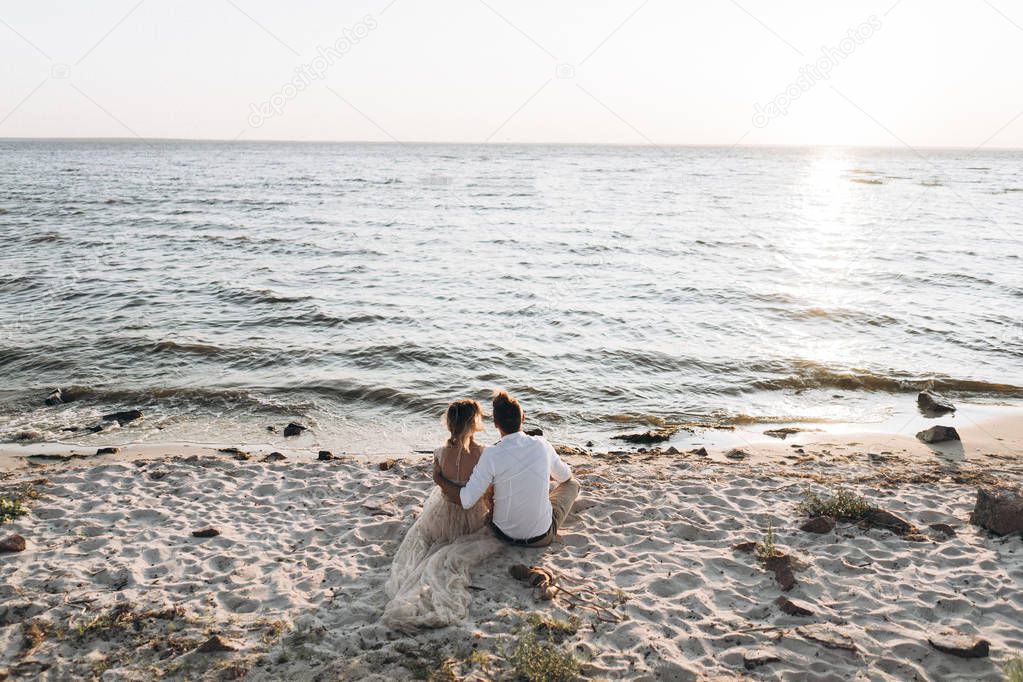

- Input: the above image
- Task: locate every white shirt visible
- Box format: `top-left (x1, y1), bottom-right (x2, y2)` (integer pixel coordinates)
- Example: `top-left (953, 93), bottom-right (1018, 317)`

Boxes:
top-left (459, 431), bottom-right (572, 540)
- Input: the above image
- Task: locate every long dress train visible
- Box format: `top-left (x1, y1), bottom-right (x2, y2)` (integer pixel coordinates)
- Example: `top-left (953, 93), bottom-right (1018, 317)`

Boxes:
top-left (382, 473), bottom-right (500, 630)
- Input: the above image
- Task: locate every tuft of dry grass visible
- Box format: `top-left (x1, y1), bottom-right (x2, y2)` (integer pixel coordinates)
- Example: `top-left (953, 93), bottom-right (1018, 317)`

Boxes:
top-left (1005, 656), bottom-right (1023, 682)
top-left (1, 480), bottom-right (46, 523)
top-left (525, 612), bottom-right (581, 640)
top-left (755, 522), bottom-right (782, 559)
top-left (254, 618), bottom-right (288, 646)
top-left (71, 603), bottom-right (138, 640)
top-left (21, 621), bottom-right (48, 656)
top-left (506, 629), bottom-right (581, 682)
top-left (797, 489), bottom-right (873, 520)
top-left (0, 496), bottom-right (27, 523)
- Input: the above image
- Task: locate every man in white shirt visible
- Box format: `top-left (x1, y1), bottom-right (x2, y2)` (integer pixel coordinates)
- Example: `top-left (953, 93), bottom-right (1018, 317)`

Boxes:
top-left (433, 391), bottom-right (580, 547)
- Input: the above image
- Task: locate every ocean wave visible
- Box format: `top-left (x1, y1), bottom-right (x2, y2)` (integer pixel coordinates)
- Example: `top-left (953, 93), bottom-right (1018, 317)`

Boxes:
top-left (15, 383), bottom-right (312, 415)
top-left (28, 232), bottom-right (64, 243)
top-left (231, 310), bottom-right (396, 330)
top-left (344, 342), bottom-right (463, 369)
top-left (722, 413), bottom-right (850, 425)
top-left (925, 272), bottom-right (997, 287)
top-left (290, 381), bottom-right (440, 414)
top-left (751, 362), bottom-right (1022, 396)
top-left (152, 340), bottom-right (225, 356)
top-left (0, 347), bottom-right (77, 374)
top-left (0, 274), bottom-right (38, 292)
top-left (781, 307), bottom-right (899, 326)
top-left (214, 286), bottom-right (315, 306)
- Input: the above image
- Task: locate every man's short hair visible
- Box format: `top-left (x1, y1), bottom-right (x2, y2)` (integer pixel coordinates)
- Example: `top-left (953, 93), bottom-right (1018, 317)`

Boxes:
top-left (492, 391), bottom-right (523, 433)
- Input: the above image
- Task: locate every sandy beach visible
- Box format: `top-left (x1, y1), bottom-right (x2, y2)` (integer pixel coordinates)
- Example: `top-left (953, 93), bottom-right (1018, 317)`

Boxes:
top-left (4, 3), bottom-right (1023, 679)
top-left (1, 414), bottom-right (1021, 681)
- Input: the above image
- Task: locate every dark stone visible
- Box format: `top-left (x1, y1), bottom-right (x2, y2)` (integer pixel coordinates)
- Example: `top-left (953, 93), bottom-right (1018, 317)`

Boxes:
top-left (611, 428), bottom-right (675, 444)
top-left (317, 450), bottom-right (335, 461)
top-left (85, 424), bottom-right (104, 433)
top-left (379, 459), bottom-right (397, 471)
top-left (261, 452), bottom-right (286, 463)
top-left (524, 427), bottom-right (543, 437)
top-left (192, 527), bottom-right (221, 538)
top-left (101, 409), bottom-right (143, 426)
top-left (666, 446), bottom-right (679, 455)
top-left (96, 447), bottom-right (119, 455)
top-left (732, 541), bottom-right (758, 553)
top-left (282, 422), bottom-right (307, 437)
top-left (918, 390), bottom-right (956, 415)
top-left (929, 523), bottom-right (957, 537)
top-left (916, 425), bottom-right (960, 444)
top-left (196, 635), bottom-right (238, 653)
top-left (970, 486), bottom-right (1023, 536)
top-left (690, 447), bottom-right (709, 457)
top-left (266, 425), bottom-right (276, 432)
top-left (725, 448), bottom-right (750, 461)
top-left (218, 447), bottom-right (251, 460)
top-left (776, 596), bottom-right (814, 616)
top-left (586, 440), bottom-right (594, 448)
top-left (764, 554), bottom-right (796, 591)
top-left (864, 508), bottom-right (916, 536)
top-left (928, 633), bottom-right (990, 658)
top-left (800, 516), bottom-right (836, 534)
top-left (764, 427), bottom-right (803, 439)
top-left (0, 534), bottom-right (26, 553)
top-left (44, 389), bottom-right (63, 406)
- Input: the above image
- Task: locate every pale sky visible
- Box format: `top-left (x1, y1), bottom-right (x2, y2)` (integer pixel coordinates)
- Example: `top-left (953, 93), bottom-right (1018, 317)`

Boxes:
top-left (1, 0), bottom-right (1021, 148)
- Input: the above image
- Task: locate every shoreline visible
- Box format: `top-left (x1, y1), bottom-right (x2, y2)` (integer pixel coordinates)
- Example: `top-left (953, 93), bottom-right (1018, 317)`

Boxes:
top-left (1, 427), bottom-right (1021, 679)
top-left (3, 402), bottom-right (1021, 474)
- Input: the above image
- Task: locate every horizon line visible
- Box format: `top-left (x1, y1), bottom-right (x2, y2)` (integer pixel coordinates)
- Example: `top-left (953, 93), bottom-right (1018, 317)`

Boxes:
top-left (0, 136), bottom-right (1020, 152)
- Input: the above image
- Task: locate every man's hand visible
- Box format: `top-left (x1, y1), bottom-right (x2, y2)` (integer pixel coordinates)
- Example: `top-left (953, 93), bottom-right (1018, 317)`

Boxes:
top-left (433, 460), bottom-right (464, 506)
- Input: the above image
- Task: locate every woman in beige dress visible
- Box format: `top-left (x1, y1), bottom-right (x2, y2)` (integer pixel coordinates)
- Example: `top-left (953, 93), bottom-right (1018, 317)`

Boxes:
top-left (382, 400), bottom-right (498, 630)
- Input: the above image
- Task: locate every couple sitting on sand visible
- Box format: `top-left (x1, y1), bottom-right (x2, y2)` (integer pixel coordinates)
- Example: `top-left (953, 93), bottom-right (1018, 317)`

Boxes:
top-left (382, 391), bottom-right (580, 630)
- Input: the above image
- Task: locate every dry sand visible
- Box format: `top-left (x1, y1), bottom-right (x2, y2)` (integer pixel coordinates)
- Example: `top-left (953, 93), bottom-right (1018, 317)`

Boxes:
top-left (1, 416), bottom-right (1022, 680)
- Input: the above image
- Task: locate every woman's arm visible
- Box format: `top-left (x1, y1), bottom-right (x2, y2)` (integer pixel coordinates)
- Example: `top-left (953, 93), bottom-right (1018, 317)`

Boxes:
top-left (433, 459), bottom-right (465, 505)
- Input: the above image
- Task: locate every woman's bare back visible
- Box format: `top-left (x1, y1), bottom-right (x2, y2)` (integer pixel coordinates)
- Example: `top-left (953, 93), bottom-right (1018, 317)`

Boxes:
top-left (437, 441), bottom-right (484, 484)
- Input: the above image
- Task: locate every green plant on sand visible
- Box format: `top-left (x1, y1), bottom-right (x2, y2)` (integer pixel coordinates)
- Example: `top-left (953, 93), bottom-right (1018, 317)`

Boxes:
top-left (797, 488), bottom-right (873, 520)
top-left (525, 612), bottom-right (581, 640)
top-left (506, 629), bottom-right (581, 682)
top-left (0, 496), bottom-right (27, 523)
top-left (755, 522), bottom-right (781, 559)
top-left (1005, 655), bottom-right (1023, 682)
top-left (1, 481), bottom-right (44, 523)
